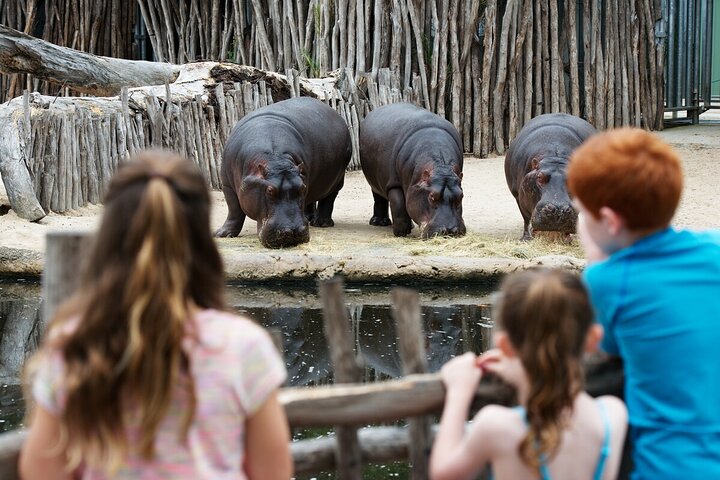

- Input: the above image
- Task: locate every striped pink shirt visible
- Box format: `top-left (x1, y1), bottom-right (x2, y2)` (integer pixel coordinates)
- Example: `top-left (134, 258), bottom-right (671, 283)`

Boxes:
top-left (31, 309), bottom-right (287, 479)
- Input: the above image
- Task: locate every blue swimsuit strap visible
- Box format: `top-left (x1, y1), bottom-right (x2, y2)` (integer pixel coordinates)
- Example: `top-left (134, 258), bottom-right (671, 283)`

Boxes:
top-left (593, 399), bottom-right (612, 480)
top-left (512, 403), bottom-right (612, 480)
top-left (512, 407), bottom-right (552, 480)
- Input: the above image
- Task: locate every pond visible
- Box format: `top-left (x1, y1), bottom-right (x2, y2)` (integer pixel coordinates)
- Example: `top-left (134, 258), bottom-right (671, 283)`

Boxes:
top-left (0, 277), bottom-right (498, 478)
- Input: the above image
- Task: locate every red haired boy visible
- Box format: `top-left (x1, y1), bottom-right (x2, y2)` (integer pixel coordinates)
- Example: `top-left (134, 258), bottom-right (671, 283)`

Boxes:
top-left (568, 128), bottom-right (720, 480)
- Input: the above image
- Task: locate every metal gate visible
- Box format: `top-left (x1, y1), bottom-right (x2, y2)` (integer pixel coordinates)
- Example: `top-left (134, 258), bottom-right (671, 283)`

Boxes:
top-left (663, 0), bottom-right (717, 124)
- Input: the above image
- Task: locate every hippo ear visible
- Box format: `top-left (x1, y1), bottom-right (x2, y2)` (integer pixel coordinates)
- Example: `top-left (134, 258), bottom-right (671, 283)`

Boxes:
top-left (420, 168), bottom-right (432, 186)
top-left (254, 163), bottom-right (268, 179)
top-left (530, 157), bottom-right (540, 171)
top-left (296, 162), bottom-right (306, 177)
top-left (452, 164), bottom-right (463, 182)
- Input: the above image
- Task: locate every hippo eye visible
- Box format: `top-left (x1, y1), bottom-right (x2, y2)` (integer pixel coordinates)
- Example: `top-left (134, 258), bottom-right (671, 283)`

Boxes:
top-left (429, 192), bottom-right (440, 204)
top-left (537, 172), bottom-right (549, 185)
top-left (266, 185), bottom-right (277, 197)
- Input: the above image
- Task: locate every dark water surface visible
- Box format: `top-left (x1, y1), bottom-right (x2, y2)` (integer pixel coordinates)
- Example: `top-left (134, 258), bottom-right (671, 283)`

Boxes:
top-left (0, 277), bottom-right (498, 477)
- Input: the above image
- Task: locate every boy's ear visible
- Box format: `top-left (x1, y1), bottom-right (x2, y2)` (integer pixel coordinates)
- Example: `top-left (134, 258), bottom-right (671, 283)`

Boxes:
top-left (496, 332), bottom-right (516, 358)
top-left (584, 324), bottom-right (604, 353)
top-left (599, 207), bottom-right (626, 236)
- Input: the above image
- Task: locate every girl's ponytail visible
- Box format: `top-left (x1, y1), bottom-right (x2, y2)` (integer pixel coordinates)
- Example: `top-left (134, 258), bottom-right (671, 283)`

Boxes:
top-left (120, 173), bottom-right (196, 460)
top-left (497, 269), bottom-right (593, 473)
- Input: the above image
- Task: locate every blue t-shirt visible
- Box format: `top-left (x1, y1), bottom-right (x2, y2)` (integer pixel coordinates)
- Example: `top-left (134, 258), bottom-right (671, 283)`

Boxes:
top-left (583, 227), bottom-right (720, 480)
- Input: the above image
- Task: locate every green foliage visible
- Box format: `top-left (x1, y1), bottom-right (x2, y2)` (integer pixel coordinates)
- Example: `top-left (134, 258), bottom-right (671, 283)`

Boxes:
top-left (302, 48), bottom-right (321, 77)
top-left (227, 38), bottom-right (238, 62)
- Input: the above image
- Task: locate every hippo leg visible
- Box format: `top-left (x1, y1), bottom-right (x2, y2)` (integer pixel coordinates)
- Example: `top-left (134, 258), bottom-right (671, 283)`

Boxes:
top-left (215, 185), bottom-right (247, 237)
top-left (514, 198), bottom-right (533, 241)
top-left (369, 192), bottom-right (392, 226)
top-left (304, 202), bottom-right (317, 223)
top-left (388, 188), bottom-right (412, 236)
top-left (521, 219), bottom-right (534, 242)
top-left (311, 191), bottom-right (338, 227)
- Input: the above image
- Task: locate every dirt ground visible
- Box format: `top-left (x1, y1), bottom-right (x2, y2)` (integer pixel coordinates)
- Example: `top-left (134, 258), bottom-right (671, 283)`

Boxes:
top-left (1, 124), bottom-right (719, 276)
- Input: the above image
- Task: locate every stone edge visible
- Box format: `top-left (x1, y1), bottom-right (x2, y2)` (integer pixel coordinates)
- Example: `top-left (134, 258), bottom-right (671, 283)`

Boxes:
top-left (0, 246), bottom-right (586, 282)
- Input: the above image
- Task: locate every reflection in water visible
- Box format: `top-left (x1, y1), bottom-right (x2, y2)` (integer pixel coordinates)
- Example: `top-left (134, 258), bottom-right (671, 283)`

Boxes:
top-left (0, 279), bottom-right (496, 433)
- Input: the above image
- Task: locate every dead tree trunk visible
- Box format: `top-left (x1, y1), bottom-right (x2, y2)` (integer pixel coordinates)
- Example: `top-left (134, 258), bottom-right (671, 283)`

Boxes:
top-left (0, 25), bottom-right (179, 97)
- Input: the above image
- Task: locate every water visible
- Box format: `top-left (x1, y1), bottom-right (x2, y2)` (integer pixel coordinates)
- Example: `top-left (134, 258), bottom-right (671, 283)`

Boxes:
top-left (0, 277), bottom-right (498, 477)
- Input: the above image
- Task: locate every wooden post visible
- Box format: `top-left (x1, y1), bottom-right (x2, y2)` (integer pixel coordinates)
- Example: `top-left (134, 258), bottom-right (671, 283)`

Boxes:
top-left (319, 276), bottom-right (363, 480)
top-left (0, 430), bottom-right (25, 480)
top-left (391, 287), bottom-right (430, 480)
top-left (42, 231), bottom-right (90, 325)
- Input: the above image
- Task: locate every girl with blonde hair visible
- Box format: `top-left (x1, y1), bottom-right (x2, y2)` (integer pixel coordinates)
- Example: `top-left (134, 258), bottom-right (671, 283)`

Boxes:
top-left (20, 151), bottom-right (292, 479)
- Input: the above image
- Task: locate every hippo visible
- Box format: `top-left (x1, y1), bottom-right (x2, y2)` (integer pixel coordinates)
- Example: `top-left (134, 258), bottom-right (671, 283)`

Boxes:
top-left (215, 97), bottom-right (351, 248)
top-left (504, 113), bottom-right (596, 241)
top-left (359, 103), bottom-right (466, 238)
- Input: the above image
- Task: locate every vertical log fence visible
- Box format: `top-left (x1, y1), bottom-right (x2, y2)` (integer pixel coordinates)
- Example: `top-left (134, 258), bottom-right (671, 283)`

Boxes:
top-left (0, 0), bottom-right (668, 150)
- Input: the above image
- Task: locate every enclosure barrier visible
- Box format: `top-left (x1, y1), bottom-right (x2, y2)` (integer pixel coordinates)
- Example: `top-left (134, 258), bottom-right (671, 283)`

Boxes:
top-left (0, 0), bottom-right (666, 142)
top-left (0, 232), bottom-right (624, 479)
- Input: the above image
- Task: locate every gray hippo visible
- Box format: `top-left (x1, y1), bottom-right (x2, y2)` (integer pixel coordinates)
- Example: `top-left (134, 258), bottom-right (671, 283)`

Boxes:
top-left (504, 113), bottom-right (596, 241)
top-left (359, 103), bottom-right (466, 238)
top-left (215, 97), bottom-right (351, 248)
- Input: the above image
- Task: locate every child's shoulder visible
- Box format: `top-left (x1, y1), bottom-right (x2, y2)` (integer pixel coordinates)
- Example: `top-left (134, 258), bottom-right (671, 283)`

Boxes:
top-left (469, 404), bottom-right (527, 452)
top-left (594, 395), bottom-right (628, 423)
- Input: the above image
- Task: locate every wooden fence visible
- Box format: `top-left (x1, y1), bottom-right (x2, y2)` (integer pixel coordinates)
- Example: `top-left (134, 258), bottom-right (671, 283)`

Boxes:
top-left (0, 0), bottom-right (665, 154)
top-left (114, 0), bottom-right (669, 140)
top-left (0, 0), bottom-right (138, 102)
top-left (0, 232), bottom-right (626, 479)
top-left (1, 62), bottom-right (427, 218)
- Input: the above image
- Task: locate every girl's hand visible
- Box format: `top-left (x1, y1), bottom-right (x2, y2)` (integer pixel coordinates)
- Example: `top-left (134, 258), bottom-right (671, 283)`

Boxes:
top-left (476, 348), bottom-right (526, 388)
top-left (440, 352), bottom-right (483, 399)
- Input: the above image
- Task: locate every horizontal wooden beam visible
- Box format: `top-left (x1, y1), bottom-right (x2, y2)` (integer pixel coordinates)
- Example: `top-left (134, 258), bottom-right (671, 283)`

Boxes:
top-left (281, 355), bottom-right (623, 427)
top-left (292, 425), bottom-right (418, 475)
top-left (281, 373), bottom-right (516, 427)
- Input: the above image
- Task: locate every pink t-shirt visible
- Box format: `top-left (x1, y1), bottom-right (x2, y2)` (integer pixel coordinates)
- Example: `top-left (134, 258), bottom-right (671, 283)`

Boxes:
top-left (31, 309), bottom-right (287, 479)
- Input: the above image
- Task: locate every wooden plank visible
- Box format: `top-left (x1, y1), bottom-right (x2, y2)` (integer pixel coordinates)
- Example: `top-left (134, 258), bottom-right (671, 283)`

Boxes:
top-left (480, 0), bottom-right (496, 156)
top-left (392, 288), bottom-right (430, 479)
top-left (42, 231), bottom-right (90, 324)
top-left (293, 425), bottom-right (418, 475)
top-left (0, 430), bottom-right (25, 480)
top-left (319, 276), bottom-right (363, 479)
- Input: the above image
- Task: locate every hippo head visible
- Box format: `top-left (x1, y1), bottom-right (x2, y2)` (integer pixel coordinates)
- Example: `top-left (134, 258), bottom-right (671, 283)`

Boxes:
top-left (407, 163), bottom-right (466, 238)
top-left (239, 155), bottom-right (310, 248)
top-left (522, 156), bottom-right (577, 236)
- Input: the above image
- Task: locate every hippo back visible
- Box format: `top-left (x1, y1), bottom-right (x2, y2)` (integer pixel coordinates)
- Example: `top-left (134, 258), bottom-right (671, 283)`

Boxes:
top-left (224, 97), bottom-right (351, 202)
top-left (360, 103), bottom-right (462, 194)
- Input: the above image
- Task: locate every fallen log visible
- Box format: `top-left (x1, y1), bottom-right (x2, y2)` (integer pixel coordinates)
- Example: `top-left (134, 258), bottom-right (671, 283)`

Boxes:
top-left (0, 24), bottom-right (180, 97)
